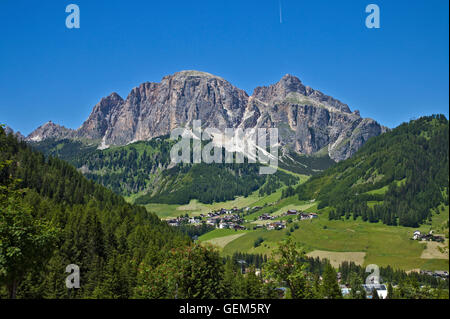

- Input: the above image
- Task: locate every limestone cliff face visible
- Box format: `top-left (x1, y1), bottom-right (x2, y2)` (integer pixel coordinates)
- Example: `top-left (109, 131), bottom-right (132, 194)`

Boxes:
top-left (75, 92), bottom-right (124, 140)
top-left (240, 74), bottom-right (387, 161)
top-left (73, 71), bottom-right (249, 147)
top-left (26, 71), bottom-right (386, 161)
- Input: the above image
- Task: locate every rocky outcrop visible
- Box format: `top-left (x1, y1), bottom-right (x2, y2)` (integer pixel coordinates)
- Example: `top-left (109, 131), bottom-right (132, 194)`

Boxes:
top-left (3, 126), bottom-right (25, 141)
top-left (73, 71), bottom-right (249, 147)
top-left (26, 71), bottom-right (386, 161)
top-left (75, 92), bottom-right (124, 140)
top-left (26, 121), bottom-right (74, 142)
top-left (252, 74), bottom-right (352, 113)
top-left (238, 75), bottom-right (388, 161)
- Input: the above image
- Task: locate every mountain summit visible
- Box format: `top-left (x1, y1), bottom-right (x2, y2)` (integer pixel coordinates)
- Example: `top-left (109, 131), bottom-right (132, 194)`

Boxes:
top-left (26, 71), bottom-right (386, 161)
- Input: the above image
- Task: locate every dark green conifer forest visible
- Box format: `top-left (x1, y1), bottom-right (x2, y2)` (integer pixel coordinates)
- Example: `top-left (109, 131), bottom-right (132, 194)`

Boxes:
top-left (295, 115), bottom-right (449, 227)
top-left (1, 117), bottom-right (449, 299)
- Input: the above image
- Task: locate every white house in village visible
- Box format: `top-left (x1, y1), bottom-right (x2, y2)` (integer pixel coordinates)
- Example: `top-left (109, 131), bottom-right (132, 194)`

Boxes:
top-left (362, 284), bottom-right (388, 299)
top-left (413, 230), bottom-right (421, 240)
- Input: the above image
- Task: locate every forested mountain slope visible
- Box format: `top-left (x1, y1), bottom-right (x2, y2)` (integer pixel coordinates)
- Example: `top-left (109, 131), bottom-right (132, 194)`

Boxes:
top-left (1, 124), bottom-right (448, 300)
top-left (31, 137), bottom-right (310, 205)
top-left (0, 125), bottom-right (189, 298)
top-left (295, 115), bottom-right (449, 227)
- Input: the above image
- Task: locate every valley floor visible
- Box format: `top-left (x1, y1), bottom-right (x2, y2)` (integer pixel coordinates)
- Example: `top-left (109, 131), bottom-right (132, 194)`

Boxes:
top-left (140, 176), bottom-right (449, 272)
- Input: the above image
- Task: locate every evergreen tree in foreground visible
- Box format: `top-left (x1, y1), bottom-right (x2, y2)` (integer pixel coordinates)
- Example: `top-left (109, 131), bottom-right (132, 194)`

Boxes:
top-left (264, 238), bottom-right (313, 299)
top-left (0, 160), bottom-right (60, 298)
top-left (320, 264), bottom-right (342, 299)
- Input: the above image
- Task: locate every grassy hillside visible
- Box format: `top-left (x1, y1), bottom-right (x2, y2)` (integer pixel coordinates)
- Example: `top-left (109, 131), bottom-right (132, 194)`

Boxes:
top-left (194, 116), bottom-right (450, 272)
top-left (31, 136), bottom-right (332, 205)
top-left (0, 126), bottom-right (189, 298)
top-left (219, 207), bottom-right (448, 271)
top-left (193, 193), bottom-right (448, 271)
top-left (295, 115), bottom-right (449, 227)
top-left (146, 175), bottom-right (309, 219)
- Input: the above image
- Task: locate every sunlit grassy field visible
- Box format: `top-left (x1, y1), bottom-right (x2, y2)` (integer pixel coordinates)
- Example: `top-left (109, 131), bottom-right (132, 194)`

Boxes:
top-left (143, 174), bottom-right (309, 219)
top-left (221, 208), bottom-right (449, 271)
top-left (140, 168), bottom-right (449, 272)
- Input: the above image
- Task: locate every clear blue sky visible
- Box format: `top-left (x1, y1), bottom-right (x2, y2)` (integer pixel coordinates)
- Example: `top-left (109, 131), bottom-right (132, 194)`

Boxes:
top-left (0, 0), bottom-right (448, 135)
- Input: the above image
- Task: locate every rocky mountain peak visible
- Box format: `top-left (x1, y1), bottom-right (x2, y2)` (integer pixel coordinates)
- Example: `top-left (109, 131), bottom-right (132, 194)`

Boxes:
top-left (252, 74), bottom-right (351, 113)
top-left (76, 92), bottom-right (125, 140)
top-left (168, 70), bottom-right (225, 80)
top-left (252, 74), bottom-right (306, 102)
top-left (26, 70), bottom-right (385, 162)
top-left (93, 93), bottom-right (123, 114)
top-left (278, 74), bottom-right (305, 90)
top-left (26, 121), bottom-right (74, 142)
top-left (2, 125), bottom-right (25, 141)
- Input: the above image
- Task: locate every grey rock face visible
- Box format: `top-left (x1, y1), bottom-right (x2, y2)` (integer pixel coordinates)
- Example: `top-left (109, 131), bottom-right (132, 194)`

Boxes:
top-left (3, 125), bottom-right (25, 141)
top-left (252, 74), bottom-right (352, 113)
top-left (26, 71), bottom-right (386, 161)
top-left (76, 71), bottom-right (249, 147)
top-left (76, 92), bottom-right (124, 140)
top-left (26, 121), bottom-right (74, 142)
top-left (239, 74), bottom-right (386, 161)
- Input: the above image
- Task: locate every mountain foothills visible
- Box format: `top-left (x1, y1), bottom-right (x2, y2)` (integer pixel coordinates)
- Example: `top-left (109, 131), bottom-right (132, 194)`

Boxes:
top-left (26, 71), bottom-right (386, 162)
top-left (0, 126), bottom-right (189, 298)
top-left (31, 136), bottom-right (302, 205)
top-left (4, 126), bottom-right (448, 299)
top-left (294, 115), bottom-right (449, 228)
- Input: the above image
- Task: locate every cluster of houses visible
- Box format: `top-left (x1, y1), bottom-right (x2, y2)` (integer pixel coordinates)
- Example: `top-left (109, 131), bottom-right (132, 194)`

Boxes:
top-left (167, 207), bottom-right (319, 232)
top-left (200, 207), bottom-right (240, 219)
top-left (259, 210), bottom-right (318, 222)
top-left (204, 208), bottom-right (245, 230)
top-left (255, 212), bottom-right (281, 230)
top-left (258, 214), bottom-right (274, 221)
top-left (420, 270), bottom-right (449, 279)
top-left (412, 230), bottom-right (445, 242)
top-left (253, 221), bottom-right (287, 231)
top-left (284, 209), bottom-right (318, 220)
top-left (167, 207), bottom-right (246, 230)
top-left (340, 283), bottom-right (388, 299)
top-left (266, 221), bottom-right (286, 230)
top-left (214, 217), bottom-right (246, 230)
top-left (166, 216), bottom-right (202, 227)
top-left (254, 209), bottom-right (319, 231)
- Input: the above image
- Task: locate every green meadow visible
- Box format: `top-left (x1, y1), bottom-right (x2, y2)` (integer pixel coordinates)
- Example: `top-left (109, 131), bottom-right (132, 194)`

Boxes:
top-left (221, 207), bottom-right (449, 271)
top-left (142, 175), bottom-right (309, 219)
top-left (139, 164), bottom-right (448, 272)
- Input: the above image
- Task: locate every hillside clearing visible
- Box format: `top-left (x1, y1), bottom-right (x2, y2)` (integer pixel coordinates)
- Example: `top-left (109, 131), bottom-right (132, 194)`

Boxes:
top-left (222, 208), bottom-right (449, 271)
top-left (306, 250), bottom-right (366, 268)
top-left (203, 233), bottom-right (247, 248)
top-left (420, 241), bottom-right (449, 259)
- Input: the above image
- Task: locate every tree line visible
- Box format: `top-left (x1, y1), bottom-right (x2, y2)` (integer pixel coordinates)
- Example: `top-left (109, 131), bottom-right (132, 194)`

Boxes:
top-left (1, 125), bottom-right (447, 299)
top-left (294, 115), bottom-right (449, 227)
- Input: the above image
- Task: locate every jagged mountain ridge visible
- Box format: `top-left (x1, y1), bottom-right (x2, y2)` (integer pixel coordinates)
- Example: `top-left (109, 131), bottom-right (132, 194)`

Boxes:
top-left (3, 125), bottom-right (25, 141)
top-left (26, 70), bottom-right (387, 161)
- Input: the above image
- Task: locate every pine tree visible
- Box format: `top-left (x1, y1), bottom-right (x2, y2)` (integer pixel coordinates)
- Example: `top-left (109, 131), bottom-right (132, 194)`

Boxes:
top-left (328, 210), bottom-right (335, 220)
top-left (222, 259), bottom-right (238, 298)
top-left (320, 264), bottom-right (342, 299)
top-left (264, 238), bottom-right (312, 299)
top-left (349, 272), bottom-right (366, 299)
top-left (387, 282), bottom-right (394, 299)
top-left (371, 287), bottom-right (380, 299)
top-left (240, 266), bottom-right (263, 298)
top-left (0, 162), bottom-right (60, 298)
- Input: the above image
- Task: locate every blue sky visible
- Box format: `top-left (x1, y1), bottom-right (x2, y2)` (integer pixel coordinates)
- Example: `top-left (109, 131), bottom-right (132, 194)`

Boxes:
top-left (0, 0), bottom-right (448, 135)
